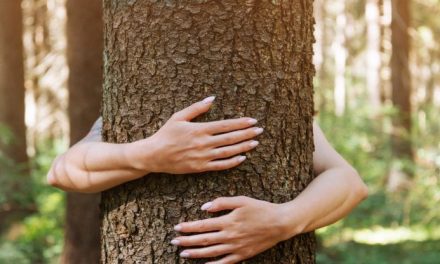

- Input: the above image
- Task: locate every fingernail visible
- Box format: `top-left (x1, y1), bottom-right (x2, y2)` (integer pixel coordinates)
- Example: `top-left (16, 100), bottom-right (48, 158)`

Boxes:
top-left (201, 202), bottom-right (213, 211)
top-left (180, 251), bottom-right (190, 258)
top-left (250, 141), bottom-right (259, 147)
top-left (171, 239), bottom-right (180, 245)
top-left (248, 118), bottom-right (258, 125)
top-left (254, 127), bottom-right (264, 135)
top-left (202, 96), bottom-right (216, 104)
top-left (238, 155), bottom-right (246, 162)
top-left (174, 225), bottom-right (182, 231)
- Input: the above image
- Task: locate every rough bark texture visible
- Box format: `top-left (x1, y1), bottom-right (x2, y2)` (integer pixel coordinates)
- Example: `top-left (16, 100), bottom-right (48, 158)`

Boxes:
top-left (390, 0), bottom-right (413, 171)
top-left (100, 1), bottom-right (316, 263)
top-left (0, 0), bottom-right (27, 164)
top-left (62, 0), bottom-right (103, 263)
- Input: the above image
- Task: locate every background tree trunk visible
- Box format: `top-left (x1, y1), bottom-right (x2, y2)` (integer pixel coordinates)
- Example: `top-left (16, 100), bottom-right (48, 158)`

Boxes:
top-left (366, 0), bottom-right (382, 110)
top-left (388, 0), bottom-right (413, 190)
top-left (62, 0), bottom-right (103, 263)
top-left (0, 0), bottom-right (30, 231)
top-left (100, 1), bottom-right (316, 263)
top-left (333, 0), bottom-right (347, 116)
top-left (0, 0), bottom-right (27, 165)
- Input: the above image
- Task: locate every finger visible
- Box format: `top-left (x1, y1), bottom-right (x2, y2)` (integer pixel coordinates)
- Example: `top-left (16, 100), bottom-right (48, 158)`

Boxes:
top-left (172, 231), bottom-right (225, 247)
top-left (209, 140), bottom-right (259, 160)
top-left (201, 117), bottom-right (258, 135)
top-left (201, 196), bottom-right (250, 213)
top-left (175, 216), bottom-right (227, 233)
top-left (205, 254), bottom-right (243, 264)
top-left (171, 96), bottom-right (215, 121)
top-left (180, 244), bottom-right (234, 259)
top-left (208, 127), bottom-right (264, 147)
top-left (204, 155), bottom-right (247, 171)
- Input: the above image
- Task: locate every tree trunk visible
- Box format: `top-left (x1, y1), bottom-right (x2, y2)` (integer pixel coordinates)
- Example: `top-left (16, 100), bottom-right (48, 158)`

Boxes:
top-left (366, 0), bottom-right (382, 110)
top-left (100, 1), bottom-right (316, 263)
top-left (389, 0), bottom-right (413, 186)
top-left (62, 0), bottom-right (103, 263)
top-left (333, 0), bottom-right (347, 116)
top-left (0, 0), bottom-right (27, 165)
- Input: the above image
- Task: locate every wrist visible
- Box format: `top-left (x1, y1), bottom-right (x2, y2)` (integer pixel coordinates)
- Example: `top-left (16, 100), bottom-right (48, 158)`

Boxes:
top-left (123, 138), bottom-right (158, 173)
top-left (277, 202), bottom-right (308, 240)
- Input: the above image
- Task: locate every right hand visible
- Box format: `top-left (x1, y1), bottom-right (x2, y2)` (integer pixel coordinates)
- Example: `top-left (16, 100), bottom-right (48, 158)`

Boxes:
top-left (135, 96), bottom-right (263, 174)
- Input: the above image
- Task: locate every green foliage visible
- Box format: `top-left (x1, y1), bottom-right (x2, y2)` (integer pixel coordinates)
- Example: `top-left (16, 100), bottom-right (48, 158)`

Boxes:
top-left (317, 239), bottom-right (440, 264)
top-left (0, 125), bottom-right (34, 224)
top-left (316, 102), bottom-right (440, 262)
top-left (0, 138), bottom-right (66, 264)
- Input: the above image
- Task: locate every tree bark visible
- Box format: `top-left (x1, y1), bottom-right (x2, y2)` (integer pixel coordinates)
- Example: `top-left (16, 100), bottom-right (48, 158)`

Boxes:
top-left (0, 0), bottom-right (27, 165)
top-left (390, 0), bottom-right (413, 177)
top-left (62, 0), bottom-right (103, 263)
top-left (100, 1), bottom-right (316, 263)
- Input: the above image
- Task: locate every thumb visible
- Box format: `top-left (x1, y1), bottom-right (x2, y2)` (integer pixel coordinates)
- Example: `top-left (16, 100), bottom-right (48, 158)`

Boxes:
top-left (171, 96), bottom-right (215, 121)
top-left (201, 196), bottom-right (249, 213)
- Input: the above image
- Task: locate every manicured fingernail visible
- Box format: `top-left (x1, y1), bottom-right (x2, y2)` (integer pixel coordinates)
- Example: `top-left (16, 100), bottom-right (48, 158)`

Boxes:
top-left (202, 96), bottom-right (216, 104)
top-left (238, 155), bottom-right (246, 162)
top-left (248, 118), bottom-right (258, 125)
top-left (180, 251), bottom-right (190, 258)
top-left (250, 141), bottom-right (259, 147)
top-left (174, 225), bottom-right (182, 231)
top-left (254, 127), bottom-right (264, 134)
top-left (171, 239), bottom-right (180, 245)
top-left (201, 202), bottom-right (213, 211)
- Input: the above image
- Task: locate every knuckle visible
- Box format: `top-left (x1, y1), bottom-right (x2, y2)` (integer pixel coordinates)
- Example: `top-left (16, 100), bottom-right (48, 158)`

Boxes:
top-left (216, 148), bottom-right (228, 157)
top-left (198, 221), bottom-right (206, 230)
top-left (223, 135), bottom-right (234, 144)
top-left (190, 137), bottom-right (205, 150)
top-left (189, 162), bottom-right (203, 173)
top-left (211, 248), bottom-right (221, 256)
top-left (242, 248), bottom-right (254, 258)
top-left (201, 237), bottom-right (210, 246)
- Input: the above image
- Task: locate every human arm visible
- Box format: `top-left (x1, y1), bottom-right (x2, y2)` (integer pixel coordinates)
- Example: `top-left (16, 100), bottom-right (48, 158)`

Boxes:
top-left (171, 121), bottom-right (368, 263)
top-left (47, 96), bottom-right (264, 193)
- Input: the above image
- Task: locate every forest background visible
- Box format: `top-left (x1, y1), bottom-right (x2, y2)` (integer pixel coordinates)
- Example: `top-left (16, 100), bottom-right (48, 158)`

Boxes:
top-left (0, 0), bottom-right (439, 263)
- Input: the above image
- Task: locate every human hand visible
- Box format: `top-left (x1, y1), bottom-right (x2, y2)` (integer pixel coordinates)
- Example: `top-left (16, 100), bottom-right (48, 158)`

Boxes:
top-left (134, 96), bottom-right (264, 174)
top-left (172, 196), bottom-right (292, 264)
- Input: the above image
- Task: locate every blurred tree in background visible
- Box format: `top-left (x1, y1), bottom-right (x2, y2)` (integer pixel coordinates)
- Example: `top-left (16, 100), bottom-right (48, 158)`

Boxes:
top-left (61, 0), bottom-right (102, 263)
top-left (0, 0), bottom-right (439, 263)
top-left (0, 0), bottom-right (31, 234)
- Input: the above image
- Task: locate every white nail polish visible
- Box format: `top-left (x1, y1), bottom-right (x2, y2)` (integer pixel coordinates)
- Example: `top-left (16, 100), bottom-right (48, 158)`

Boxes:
top-left (180, 251), bottom-right (190, 258)
top-left (238, 156), bottom-right (246, 162)
top-left (254, 127), bottom-right (264, 134)
top-left (174, 225), bottom-right (182, 231)
top-left (201, 202), bottom-right (213, 210)
top-left (202, 96), bottom-right (216, 104)
top-left (171, 239), bottom-right (180, 245)
top-left (248, 118), bottom-right (258, 125)
top-left (250, 141), bottom-right (259, 147)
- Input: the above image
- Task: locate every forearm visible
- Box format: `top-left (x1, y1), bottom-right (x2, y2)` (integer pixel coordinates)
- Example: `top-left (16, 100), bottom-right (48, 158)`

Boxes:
top-left (47, 140), bottom-right (150, 193)
top-left (280, 166), bottom-right (368, 238)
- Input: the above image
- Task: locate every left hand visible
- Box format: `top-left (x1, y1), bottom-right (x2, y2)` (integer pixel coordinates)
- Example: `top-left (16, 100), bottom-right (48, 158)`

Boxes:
top-left (172, 196), bottom-right (292, 264)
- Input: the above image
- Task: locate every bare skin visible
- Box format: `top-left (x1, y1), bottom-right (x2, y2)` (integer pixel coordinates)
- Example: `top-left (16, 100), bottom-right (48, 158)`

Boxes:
top-left (47, 96), bottom-right (368, 264)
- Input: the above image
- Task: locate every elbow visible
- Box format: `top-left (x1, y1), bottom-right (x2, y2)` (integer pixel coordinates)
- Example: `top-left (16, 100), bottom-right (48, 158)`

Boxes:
top-left (357, 181), bottom-right (369, 201)
top-left (352, 168), bottom-right (369, 201)
top-left (47, 170), bottom-right (57, 187)
top-left (47, 156), bottom-right (63, 188)
top-left (47, 155), bottom-right (75, 191)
